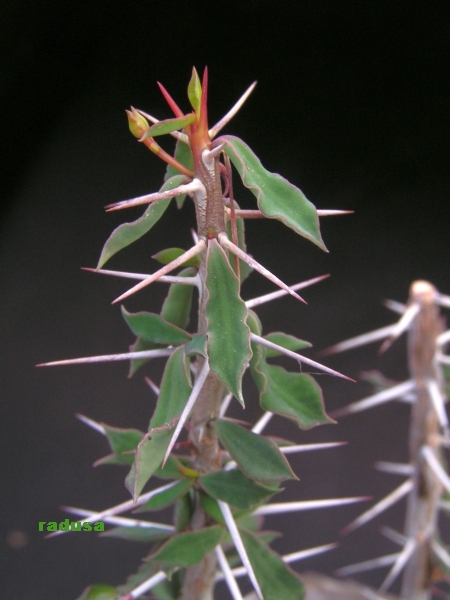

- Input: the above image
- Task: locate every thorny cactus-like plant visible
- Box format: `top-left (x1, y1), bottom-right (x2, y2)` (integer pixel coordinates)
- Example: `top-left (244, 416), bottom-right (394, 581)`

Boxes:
top-left (40, 68), bottom-right (363, 600)
top-left (325, 280), bottom-right (450, 599)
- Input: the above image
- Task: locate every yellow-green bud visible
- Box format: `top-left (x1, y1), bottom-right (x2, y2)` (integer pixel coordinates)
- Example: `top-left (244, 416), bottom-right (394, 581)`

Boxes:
top-left (126, 107), bottom-right (149, 138)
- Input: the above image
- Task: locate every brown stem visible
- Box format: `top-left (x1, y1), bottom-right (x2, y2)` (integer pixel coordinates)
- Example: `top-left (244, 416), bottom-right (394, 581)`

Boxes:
top-left (401, 281), bottom-right (444, 599)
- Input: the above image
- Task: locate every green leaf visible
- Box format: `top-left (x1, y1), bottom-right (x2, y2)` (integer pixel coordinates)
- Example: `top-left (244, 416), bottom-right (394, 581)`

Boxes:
top-left (150, 346), bottom-right (192, 429)
top-left (153, 248), bottom-right (200, 268)
top-left (251, 340), bottom-right (333, 429)
top-left (97, 174), bottom-right (186, 268)
top-left (205, 239), bottom-right (252, 405)
top-left (240, 529), bottom-right (305, 600)
top-left (184, 334), bottom-right (208, 358)
top-left (161, 267), bottom-right (196, 329)
top-left (165, 141), bottom-right (194, 208)
top-left (174, 492), bottom-right (193, 531)
top-left (149, 526), bottom-right (222, 568)
top-left (199, 470), bottom-right (276, 509)
top-left (121, 306), bottom-right (191, 345)
top-left (94, 424), bottom-right (144, 466)
top-left (264, 332), bottom-right (311, 357)
top-left (100, 526), bottom-right (172, 543)
top-left (153, 455), bottom-right (189, 480)
top-left (142, 114), bottom-right (195, 138)
top-left (126, 347), bottom-right (192, 499)
top-left (125, 429), bottom-right (174, 500)
top-left (221, 135), bottom-right (326, 251)
top-left (135, 479), bottom-right (194, 512)
top-left (215, 419), bottom-right (297, 482)
top-left (75, 585), bottom-right (117, 600)
top-left (199, 491), bottom-right (224, 524)
top-left (188, 67), bottom-right (202, 114)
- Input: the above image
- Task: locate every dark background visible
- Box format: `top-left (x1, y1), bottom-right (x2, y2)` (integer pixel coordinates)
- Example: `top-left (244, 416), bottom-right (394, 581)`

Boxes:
top-left (1, 1), bottom-right (450, 598)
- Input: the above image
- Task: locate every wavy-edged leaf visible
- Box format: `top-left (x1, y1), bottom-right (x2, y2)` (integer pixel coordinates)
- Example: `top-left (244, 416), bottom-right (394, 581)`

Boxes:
top-left (121, 306), bottom-right (191, 345)
top-left (264, 332), bottom-right (311, 357)
top-left (94, 424), bottom-right (144, 466)
top-left (205, 239), bottom-right (251, 405)
top-left (215, 419), bottom-right (297, 482)
top-left (240, 529), bottom-right (305, 600)
top-left (165, 141), bottom-right (194, 208)
top-left (142, 114), bottom-right (195, 138)
top-left (250, 340), bottom-right (332, 429)
top-left (135, 479), bottom-right (194, 512)
top-left (153, 248), bottom-right (200, 268)
top-left (221, 135), bottom-right (326, 251)
top-left (149, 526), bottom-right (222, 568)
top-left (100, 526), bottom-right (172, 543)
top-left (75, 585), bottom-right (117, 600)
top-left (97, 174), bottom-right (186, 268)
top-left (199, 470), bottom-right (276, 509)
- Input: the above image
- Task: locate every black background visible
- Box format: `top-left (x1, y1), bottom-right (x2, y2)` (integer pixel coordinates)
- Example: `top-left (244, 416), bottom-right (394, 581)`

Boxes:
top-left (1, 1), bottom-right (450, 598)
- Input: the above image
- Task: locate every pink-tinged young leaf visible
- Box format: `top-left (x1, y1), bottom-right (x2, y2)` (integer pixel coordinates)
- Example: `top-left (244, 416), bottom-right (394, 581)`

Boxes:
top-left (94, 424), bottom-right (144, 466)
top-left (187, 67), bottom-right (202, 114)
top-left (148, 526), bottom-right (223, 568)
top-left (97, 174), bottom-right (185, 268)
top-left (199, 470), bottom-right (277, 509)
top-left (205, 239), bottom-right (252, 406)
top-left (152, 247), bottom-right (200, 269)
top-left (141, 114), bottom-right (195, 139)
top-left (240, 529), bottom-right (305, 600)
top-left (121, 307), bottom-right (191, 345)
top-left (215, 419), bottom-right (297, 483)
top-left (75, 584), bottom-right (117, 600)
top-left (220, 136), bottom-right (327, 251)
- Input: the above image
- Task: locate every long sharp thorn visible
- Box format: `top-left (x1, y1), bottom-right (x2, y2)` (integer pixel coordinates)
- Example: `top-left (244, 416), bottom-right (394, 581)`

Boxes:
top-left (82, 267), bottom-right (199, 287)
top-left (335, 553), bottom-right (399, 577)
top-left (63, 507), bottom-right (175, 530)
top-left (253, 496), bottom-right (369, 516)
top-left (46, 481), bottom-right (178, 538)
top-left (215, 545), bottom-right (245, 600)
top-left (251, 333), bottom-right (355, 382)
top-left (144, 377), bottom-right (160, 396)
top-left (209, 81), bottom-right (257, 139)
top-left (162, 359), bottom-right (210, 466)
top-left (225, 208), bottom-right (264, 219)
top-left (432, 539), bottom-right (450, 569)
top-left (342, 479), bottom-right (413, 534)
top-left (219, 392), bottom-right (233, 417)
top-left (105, 181), bottom-right (199, 212)
top-left (438, 353), bottom-right (450, 365)
top-left (375, 461), bottom-right (413, 476)
top-left (379, 302), bottom-right (420, 354)
top-left (112, 239), bottom-right (206, 304)
top-left (426, 379), bottom-right (449, 431)
top-left (246, 275), bottom-right (330, 309)
top-left (437, 293), bottom-right (450, 309)
top-left (218, 501), bottom-right (263, 600)
top-left (202, 143), bottom-right (225, 165)
top-left (219, 233), bottom-right (306, 303)
top-left (251, 411), bottom-right (273, 434)
top-left (379, 537), bottom-right (416, 592)
top-left (330, 379), bottom-right (415, 418)
top-left (280, 442), bottom-right (347, 455)
top-left (383, 298), bottom-right (406, 314)
top-left (124, 570), bottom-right (168, 599)
top-left (157, 82), bottom-right (184, 118)
top-left (380, 526), bottom-right (407, 546)
top-left (37, 347), bottom-right (174, 367)
top-left (316, 209), bottom-right (354, 216)
top-left (321, 324), bottom-right (397, 356)
top-left (135, 108), bottom-right (189, 143)
top-left (75, 414), bottom-right (105, 435)
top-left (422, 445), bottom-right (450, 493)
